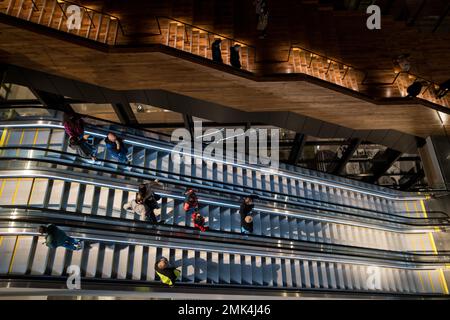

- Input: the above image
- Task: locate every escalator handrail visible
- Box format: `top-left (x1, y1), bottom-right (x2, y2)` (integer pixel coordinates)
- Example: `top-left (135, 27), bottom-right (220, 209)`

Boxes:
top-left (0, 116), bottom-right (429, 200)
top-left (1, 275), bottom-right (447, 298)
top-left (2, 205), bottom-right (450, 264)
top-left (1, 146), bottom-right (449, 225)
top-left (2, 215), bottom-right (449, 269)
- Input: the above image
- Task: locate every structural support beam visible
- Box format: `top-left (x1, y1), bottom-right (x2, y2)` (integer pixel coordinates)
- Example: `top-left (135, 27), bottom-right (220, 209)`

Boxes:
top-left (406, 0), bottom-right (427, 26)
top-left (433, 3), bottom-right (450, 32)
top-left (183, 113), bottom-right (194, 139)
top-left (111, 103), bottom-right (137, 125)
top-left (328, 138), bottom-right (362, 175)
top-left (364, 148), bottom-right (403, 183)
top-left (288, 133), bottom-right (306, 165)
top-left (30, 89), bottom-right (73, 113)
top-left (399, 167), bottom-right (425, 190)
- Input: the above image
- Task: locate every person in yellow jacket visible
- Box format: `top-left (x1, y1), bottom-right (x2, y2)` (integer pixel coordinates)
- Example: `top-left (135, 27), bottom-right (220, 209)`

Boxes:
top-left (155, 257), bottom-right (180, 286)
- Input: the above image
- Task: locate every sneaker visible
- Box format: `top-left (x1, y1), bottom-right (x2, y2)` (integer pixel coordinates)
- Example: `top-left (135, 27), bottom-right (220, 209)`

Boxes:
top-left (75, 241), bottom-right (84, 250)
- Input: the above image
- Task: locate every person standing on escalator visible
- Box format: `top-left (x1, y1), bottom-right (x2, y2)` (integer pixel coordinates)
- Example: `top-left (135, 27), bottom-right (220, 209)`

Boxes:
top-left (138, 179), bottom-right (164, 224)
top-left (123, 193), bottom-right (158, 223)
top-left (104, 132), bottom-right (131, 164)
top-left (68, 136), bottom-right (98, 163)
top-left (63, 112), bottom-right (86, 140)
top-left (240, 195), bottom-right (256, 234)
top-left (38, 224), bottom-right (83, 251)
top-left (155, 257), bottom-right (180, 286)
top-left (184, 188), bottom-right (208, 232)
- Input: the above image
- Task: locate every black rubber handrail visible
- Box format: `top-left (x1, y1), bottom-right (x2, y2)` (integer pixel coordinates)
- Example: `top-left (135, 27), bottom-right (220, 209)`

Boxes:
top-left (4, 159), bottom-right (447, 232)
top-left (1, 145), bottom-right (448, 225)
top-left (1, 276), bottom-right (446, 298)
top-left (2, 105), bottom-right (433, 196)
top-left (2, 209), bottom-right (449, 265)
top-left (1, 150), bottom-right (448, 227)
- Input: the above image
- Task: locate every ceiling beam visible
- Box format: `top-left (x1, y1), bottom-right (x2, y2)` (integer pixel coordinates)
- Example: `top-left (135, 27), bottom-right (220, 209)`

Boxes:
top-left (328, 138), bottom-right (362, 175)
top-left (29, 89), bottom-right (74, 113)
top-left (406, 0), bottom-right (427, 26)
top-left (364, 148), bottom-right (403, 183)
top-left (111, 103), bottom-right (137, 125)
top-left (433, 2), bottom-right (450, 32)
top-left (183, 113), bottom-right (194, 139)
top-left (399, 167), bottom-right (425, 190)
top-left (288, 133), bottom-right (307, 165)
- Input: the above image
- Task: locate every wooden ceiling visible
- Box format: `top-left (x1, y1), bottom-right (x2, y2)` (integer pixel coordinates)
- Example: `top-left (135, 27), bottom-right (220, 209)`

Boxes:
top-left (0, 0), bottom-right (449, 139)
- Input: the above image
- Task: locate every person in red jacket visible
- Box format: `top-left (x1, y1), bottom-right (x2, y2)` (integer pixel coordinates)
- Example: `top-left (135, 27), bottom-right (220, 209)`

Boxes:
top-left (184, 189), bottom-right (208, 232)
top-left (192, 209), bottom-right (208, 232)
top-left (183, 188), bottom-right (198, 213)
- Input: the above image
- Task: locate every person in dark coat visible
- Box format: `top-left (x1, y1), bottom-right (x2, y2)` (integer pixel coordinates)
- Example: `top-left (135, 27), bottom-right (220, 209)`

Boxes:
top-left (230, 44), bottom-right (242, 69)
top-left (406, 81), bottom-right (424, 98)
top-left (436, 79), bottom-right (450, 99)
top-left (68, 136), bottom-right (97, 162)
top-left (212, 39), bottom-right (223, 63)
top-left (138, 180), bottom-right (163, 224)
top-left (155, 257), bottom-right (180, 286)
top-left (239, 196), bottom-right (255, 234)
top-left (38, 224), bottom-right (83, 251)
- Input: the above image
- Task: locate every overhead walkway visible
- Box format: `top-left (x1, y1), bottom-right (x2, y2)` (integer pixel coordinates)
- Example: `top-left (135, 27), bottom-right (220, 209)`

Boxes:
top-left (0, 110), bottom-right (449, 298)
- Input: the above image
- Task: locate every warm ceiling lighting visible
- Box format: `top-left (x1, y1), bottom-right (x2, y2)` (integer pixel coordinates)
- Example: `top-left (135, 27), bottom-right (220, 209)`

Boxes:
top-left (110, 16), bottom-right (117, 20)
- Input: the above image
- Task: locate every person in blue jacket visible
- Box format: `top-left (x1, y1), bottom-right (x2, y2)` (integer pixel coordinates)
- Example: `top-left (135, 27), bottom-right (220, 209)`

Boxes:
top-left (38, 224), bottom-right (83, 251)
top-left (104, 132), bottom-right (130, 164)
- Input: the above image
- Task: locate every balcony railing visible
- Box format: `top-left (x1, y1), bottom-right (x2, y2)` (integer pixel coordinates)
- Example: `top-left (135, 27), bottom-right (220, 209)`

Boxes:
top-left (0, 0), bottom-right (123, 44)
top-left (288, 45), bottom-right (450, 108)
top-left (0, 0), bottom-right (448, 108)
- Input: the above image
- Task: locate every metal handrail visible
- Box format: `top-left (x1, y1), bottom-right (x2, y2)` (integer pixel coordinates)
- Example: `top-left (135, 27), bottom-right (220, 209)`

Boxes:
top-left (2, 207), bottom-right (449, 264)
top-left (1, 150), bottom-right (448, 226)
top-left (288, 44), bottom-right (449, 107)
top-left (157, 16), bottom-right (255, 49)
top-left (0, 116), bottom-right (431, 199)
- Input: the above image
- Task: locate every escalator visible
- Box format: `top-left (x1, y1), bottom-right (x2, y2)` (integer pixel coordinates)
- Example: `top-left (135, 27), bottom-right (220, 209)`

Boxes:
top-left (0, 109), bottom-right (449, 298)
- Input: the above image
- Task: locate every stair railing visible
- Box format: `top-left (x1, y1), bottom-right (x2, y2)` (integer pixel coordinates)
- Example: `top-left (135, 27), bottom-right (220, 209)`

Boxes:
top-left (156, 16), bottom-right (256, 72)
top-left (288, 45), bottom-right (450, 108)
top-left (1, 0), bottom-right (125, 45)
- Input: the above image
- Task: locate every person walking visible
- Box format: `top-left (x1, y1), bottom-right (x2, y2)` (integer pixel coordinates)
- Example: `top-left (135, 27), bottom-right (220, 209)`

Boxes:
top-left (38, 224), bottom-right (83, 251)
top-left (212, 39), bottom-right (223, 63)
top-left (230, 44), bottom-right (242, 69)
top-left (406, 81), bottom-right (424, 98)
